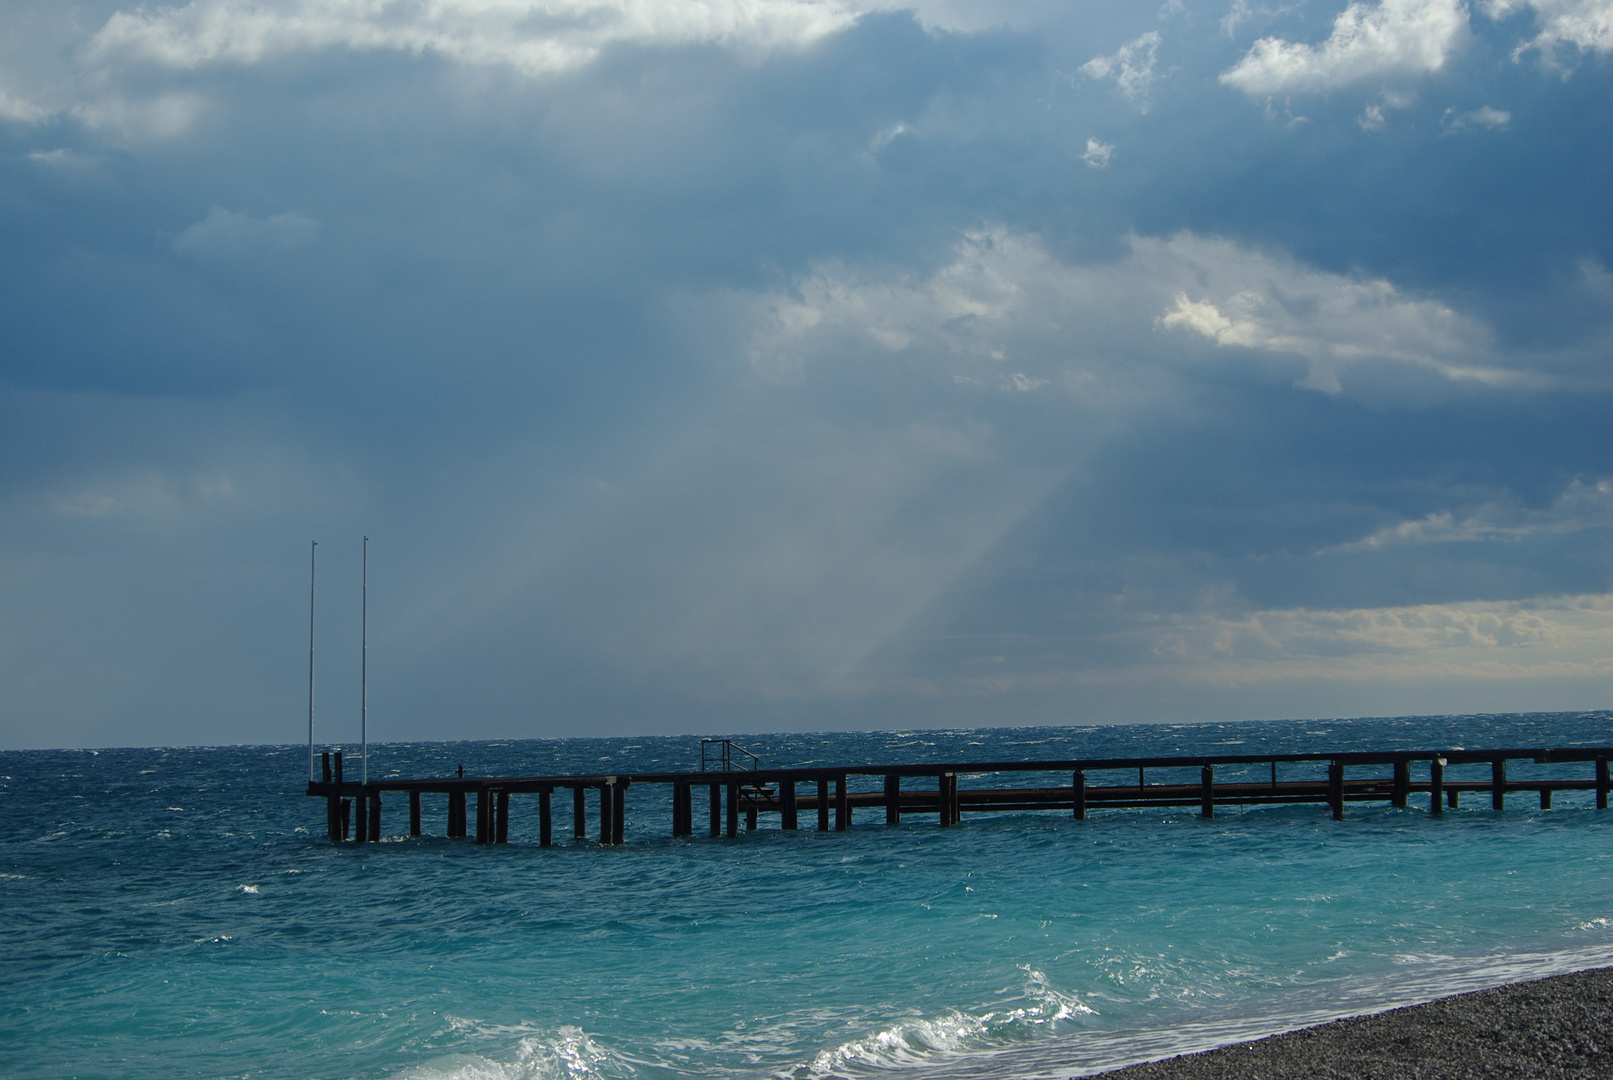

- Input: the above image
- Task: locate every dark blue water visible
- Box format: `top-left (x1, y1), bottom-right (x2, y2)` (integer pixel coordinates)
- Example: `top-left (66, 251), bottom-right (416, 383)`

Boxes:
top-left (4, 713), bottom-right (1612, 1080)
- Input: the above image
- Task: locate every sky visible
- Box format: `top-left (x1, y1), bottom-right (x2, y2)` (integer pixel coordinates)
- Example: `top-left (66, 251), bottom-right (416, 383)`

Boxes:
top-left (0, 0), bottom-right (1609, 750)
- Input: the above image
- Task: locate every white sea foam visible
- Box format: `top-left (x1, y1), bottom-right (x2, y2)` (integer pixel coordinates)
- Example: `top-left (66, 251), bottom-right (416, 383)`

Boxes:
top-left (390, 1027), bottom-right (637, 1080)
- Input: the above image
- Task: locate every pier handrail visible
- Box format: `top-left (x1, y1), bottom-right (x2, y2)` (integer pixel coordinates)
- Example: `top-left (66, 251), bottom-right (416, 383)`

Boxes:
top-left (701, 739), bottom-right (759, 773)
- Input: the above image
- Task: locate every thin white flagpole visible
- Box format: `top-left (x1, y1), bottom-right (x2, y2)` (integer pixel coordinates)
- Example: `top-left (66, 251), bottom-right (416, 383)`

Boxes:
top-left (308, 540), bottom-right (317, 783)
top-left (361, 535), bottom-right (369, 788)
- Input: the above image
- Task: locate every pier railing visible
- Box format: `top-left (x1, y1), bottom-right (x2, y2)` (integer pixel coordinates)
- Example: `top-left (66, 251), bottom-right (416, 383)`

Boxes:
top-left (308, 745), bottom-right (1613, 846)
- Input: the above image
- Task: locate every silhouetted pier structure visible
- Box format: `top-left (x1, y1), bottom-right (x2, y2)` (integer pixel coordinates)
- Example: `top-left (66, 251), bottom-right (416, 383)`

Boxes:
top-left (309, 742), bottom-right (1613, 845)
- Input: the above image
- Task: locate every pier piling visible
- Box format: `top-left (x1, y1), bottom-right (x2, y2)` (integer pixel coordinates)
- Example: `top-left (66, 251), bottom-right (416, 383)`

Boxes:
top-left (1073, 770), bottom-right (1086, 820)
top-left (1328, 761), bottom-right (1344, 820)
top-left (781, 780), bottom-right (798, 830)
top-left (409, 791), bottom-right (421, 837)
top-left (1493, 760), bottom-right (1507, 811)
top-left (1430, 758), bottom-right (1444, 815)
top-left (540, 787), bottom-right (552, 847)
top-left (817, 779), bottom-right (829, 832)
top-left (885, 774), bottom-right (901, 825)
top-left (575, 786), bottom-right (587, 839)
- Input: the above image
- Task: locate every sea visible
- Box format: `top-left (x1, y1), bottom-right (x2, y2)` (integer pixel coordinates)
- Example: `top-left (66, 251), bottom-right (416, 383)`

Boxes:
top-left (4, 711), bottom-right (1613, 1080)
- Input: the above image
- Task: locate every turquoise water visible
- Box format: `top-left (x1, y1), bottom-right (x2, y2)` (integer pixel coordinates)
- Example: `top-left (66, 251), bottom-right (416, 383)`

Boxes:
top-left (4, 713), bottom-right (1613, 1080)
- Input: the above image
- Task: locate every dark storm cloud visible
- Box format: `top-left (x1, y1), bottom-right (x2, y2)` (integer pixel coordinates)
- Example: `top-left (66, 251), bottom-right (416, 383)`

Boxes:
top-left (0, 0), bottom-right (1608, 746)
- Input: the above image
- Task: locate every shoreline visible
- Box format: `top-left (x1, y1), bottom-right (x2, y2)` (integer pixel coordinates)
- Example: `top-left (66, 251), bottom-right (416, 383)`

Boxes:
top-left (1081, 965), bottom-right (1613, 1079)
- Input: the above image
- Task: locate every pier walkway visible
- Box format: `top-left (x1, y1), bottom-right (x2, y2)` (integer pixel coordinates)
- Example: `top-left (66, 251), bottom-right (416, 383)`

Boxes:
top-left (308, 743), bottom-right (1613, 845)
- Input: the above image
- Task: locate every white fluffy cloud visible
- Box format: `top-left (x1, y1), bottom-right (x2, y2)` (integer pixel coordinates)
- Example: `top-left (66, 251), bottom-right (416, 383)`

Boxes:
top-left (1081, 30), bottom-right (1163, 103)
top-left (86, 0), bottom-right (861, 76)
top-left (1488, 0), bottom-right (1613, 58)
top-left (1220, 0), bottom-right (1467, 95)
top-left (743, 227), bottom-right (1512, 398)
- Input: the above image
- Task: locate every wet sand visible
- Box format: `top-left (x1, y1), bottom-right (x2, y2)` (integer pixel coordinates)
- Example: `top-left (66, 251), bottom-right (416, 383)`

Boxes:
top-left (1085, 966), bottom-right (1613, 1079)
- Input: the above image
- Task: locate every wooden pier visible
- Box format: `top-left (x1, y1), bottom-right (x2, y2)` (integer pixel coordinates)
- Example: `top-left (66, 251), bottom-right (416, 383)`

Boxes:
top-left (307, 744), bottom-right (1613, 845)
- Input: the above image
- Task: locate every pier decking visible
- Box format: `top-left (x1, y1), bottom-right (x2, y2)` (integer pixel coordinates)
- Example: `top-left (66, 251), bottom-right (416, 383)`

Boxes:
top-left (308, 744), bottom-right (1613, 845)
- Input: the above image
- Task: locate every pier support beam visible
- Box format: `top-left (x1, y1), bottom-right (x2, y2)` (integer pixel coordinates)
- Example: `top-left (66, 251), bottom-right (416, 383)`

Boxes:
top-left (1599, 759), bottom-right (1609, 810)
top-left (1430, 758), bottom-right (1443, 816)
top-left (613, 781), bottom-right (627, 845)
top-left (1392, 761), bottom-right (1410, 809)
top-left (1328, 761), bottom-right (1344, 821)
top-left (834, 776), bottom-right (849, 831)
top-left (340, 798), bottom-right (351, 840)
top-left (709, 783), bottom-right (721, 837)
top-left (1540, 788), bottom-right (1552, 810)
top-left (447, 790), bottom-right (466, 838)
top-left (817, 779), bottom-right (830, 832)
top-left (575, 786), bottom-right (587, 840)
top-left (939, 773), bottom-right (958, 826)
top-left (354, 788), bottom-right (370, 842)
top-left (1492, 760), bottom-right (1507, 811)
top-left (1200, 765), bottom-right (1214, 819)
top-left (726, 778), bottom-right (740, 838)
top-left (885, 774), bottom-right (900, 825)
top-left (475, 789), bottom-right (490, 844)
top-left (539, 787), bottom-right (552, 847)
top-left (368, 791), bottom-right (382, 842)
top-left (600, 781), bottom-right (615, 845)
top-left (672, 781), bottom-right (690, 837)
top-left (409, 791), bottom-right (421, 837)
top-left (1072, 770), bottom-right (1086, 821)
top-left (781, 780), bottom-right (798, 830)
top-left (495, 789), bottom-right (509, 844)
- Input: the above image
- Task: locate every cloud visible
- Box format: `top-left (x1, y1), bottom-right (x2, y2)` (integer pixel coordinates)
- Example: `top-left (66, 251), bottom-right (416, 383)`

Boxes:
top-left (86, 0), bottom-right (862, 77)
top-left (740, 227), bottom-right (1538, 399)
top-left (1441, 103), bottom-right (1511, 130)
top-left (1137, 593), bottom-right (1613, 683)
top-left (1322, 477), bottom-right (1613, 552)
top-left (1220, 0), bottom-right (1467, 95)
top-left (0, 89), bottom-right (52, 123)
top-left (171, 206), bottom-right (320, 262)
top-left (1081, 30), bottom-right (1162, 104)
top-left (1081, 136), bottom-right (1115, 167)
top-left (1153, 251), bottom-right (1509, 393)
top-left (1487, 0), bottom-right (1613, 59)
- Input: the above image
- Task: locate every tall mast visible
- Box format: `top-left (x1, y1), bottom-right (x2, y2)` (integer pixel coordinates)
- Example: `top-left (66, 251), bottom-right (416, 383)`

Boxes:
top-left (308, 540), bottom-right (317, 783)
top-left (361, 535), bottom-right (368, 787)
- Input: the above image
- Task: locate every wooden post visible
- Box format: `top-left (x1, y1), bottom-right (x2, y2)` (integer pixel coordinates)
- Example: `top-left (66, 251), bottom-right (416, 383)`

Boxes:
top-left (1449, 787), bottom-right (1459, 809)
top-left (1392, 760), bottom-right (1409, 809)
top-left (835, 776), bottom-right (849, 831)
top-left (746, 800), bottom-right (758, 831)
top-left (939, 773), bottom-right (956, 826)
top-left (726, 778), bottom-right (740, 839)
top-left (539, 787), bottom-right (552, 848)
top-left (409, 790), bottom-right (421, 837)
top-left (1492, 759), bottom-right (1506, 811)
top-left (339, 798), bottom-right (351, 840)
top-left (1599, 758), bottom-right (1610, 810)
top-left (496, 789), bottom-right (509, 843)
top-left (600, 782), bottom-right (614, 845)
top-left (613, 781), bottom-right (626, 845)
top-left (672, 781), bottom-right (688, 837)
top-left (1429, 758), bottom-right (1443, 816)
top-left (368, 791), bottom-right (381, 842)
top-left (448, 790), bottom-right (466, 837)
top-left (817, 778), bottom-right (830, 832)
top-left (885, 774), bottom-right (901, 825)
top-left (1328, 760), bottom-right (1344, 821)
top-left (354, 787), bottom-right (370, 842)
top-left (575, 786), bottom-right (587, 839)
top-left (1540, 788), bottom-right (1552, 810)
top-left (1072, 770), bottom-right (1086, 821)
top-left (781, 779), bottom-right (798, 830)
top-left (475, 789), bottom-right (490, 844)
top-left (1200, 765), bottom-right (1214, 819)
top-left (324, 752), bottom-right (339, 841)
top-left (709, 783), bottom-right (721, 837)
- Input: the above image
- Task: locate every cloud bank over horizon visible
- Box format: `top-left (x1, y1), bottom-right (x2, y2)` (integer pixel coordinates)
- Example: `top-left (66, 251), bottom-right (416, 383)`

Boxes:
top-left (0, 0), bottom-right (1608, 748)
